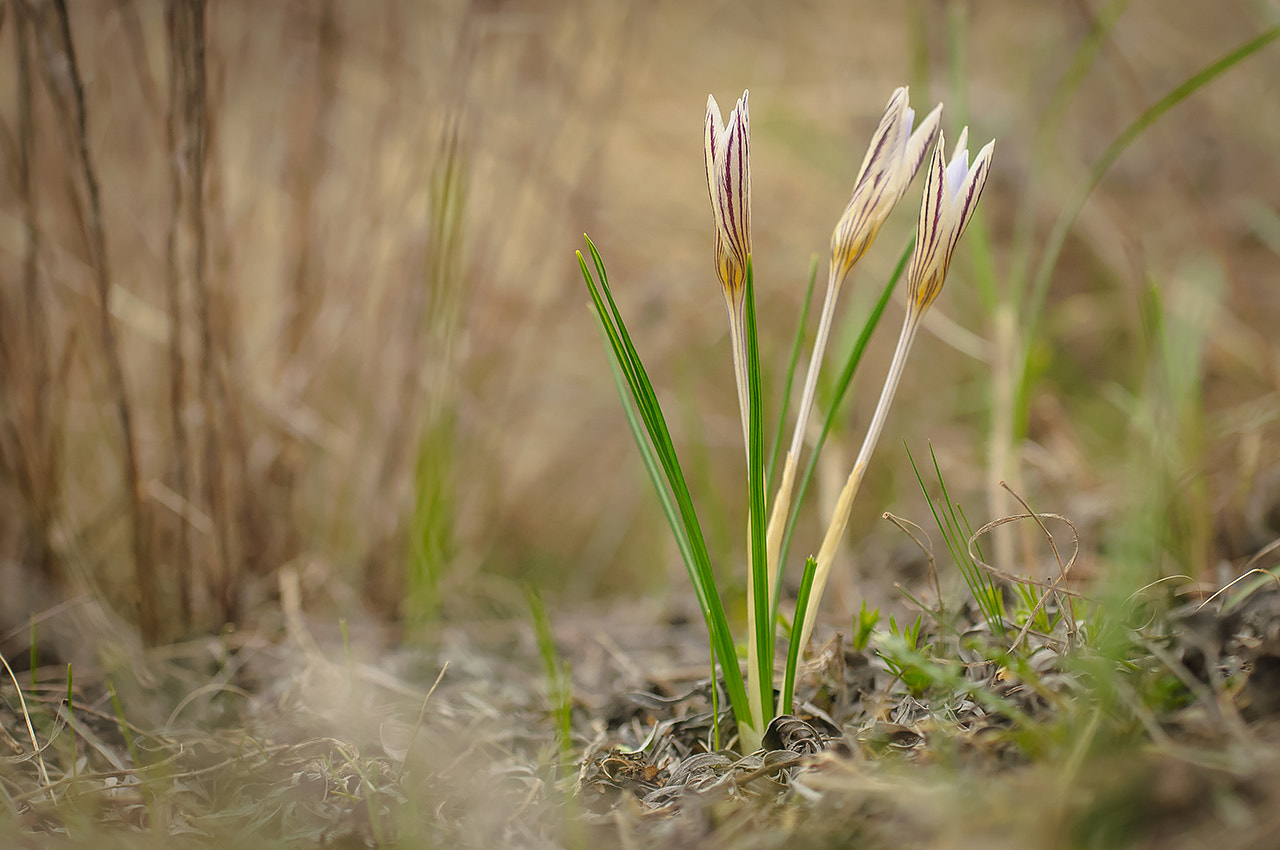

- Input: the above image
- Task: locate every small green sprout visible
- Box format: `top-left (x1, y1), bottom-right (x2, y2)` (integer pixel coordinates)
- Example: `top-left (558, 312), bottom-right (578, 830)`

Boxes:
top-left (853, 601), bottom-right (881, 653)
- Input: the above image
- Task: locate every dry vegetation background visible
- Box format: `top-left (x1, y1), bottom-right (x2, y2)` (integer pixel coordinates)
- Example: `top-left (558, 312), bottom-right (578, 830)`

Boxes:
top-left (2, 0), bottom-right (1280, 658)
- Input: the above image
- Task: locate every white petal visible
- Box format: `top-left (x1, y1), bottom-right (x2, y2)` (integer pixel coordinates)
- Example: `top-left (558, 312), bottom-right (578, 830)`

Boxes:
top-left (714, 92), bottom-right (751, 267)
top-left (705, 95), bottom-right (723, 203)
top-left (943, 127), bottom-right (970, 201)
top-left (904, 102), bottom-right (943, 181)
top-left (953, 138), bottom-right (994, 238)
top-left (910, 130), bottom-right (949, 296)
top-left (851, 86), bottom-right (907, 189)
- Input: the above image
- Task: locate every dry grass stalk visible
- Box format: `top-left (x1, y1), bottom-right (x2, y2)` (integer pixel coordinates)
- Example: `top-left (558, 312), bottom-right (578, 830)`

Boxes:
top-left (45, 0), bottom-right (158, 642)
top-left (162, 0), bottom-right (241, 631)
top-left (163, 0), bottom-right (196, 628)
top-left (167, 0), bottom-right (259, 628)
top-left (282, 0), bottom-right (340, 363)
top-left (180, 0), bottom-right (238, 625)
top-left (0, 0), bottom-right (62, 588)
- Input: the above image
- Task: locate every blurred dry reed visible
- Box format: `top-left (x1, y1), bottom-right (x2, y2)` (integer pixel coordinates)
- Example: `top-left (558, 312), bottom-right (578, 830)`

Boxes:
top-left (1, 1), bottom-right (1278, 651)
top-left (0, 1), bottom-right (645, 648)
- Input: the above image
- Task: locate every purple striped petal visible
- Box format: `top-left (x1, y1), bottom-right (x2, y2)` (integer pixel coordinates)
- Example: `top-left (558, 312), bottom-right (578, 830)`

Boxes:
top-left (705, 95), bottom-right (722, 210)
top-left (907, 128), bottom-right (995, 314)
top-left (829, 88), bottom-right (944, 283)
top-left (706, 90), bottom-right (751, 298)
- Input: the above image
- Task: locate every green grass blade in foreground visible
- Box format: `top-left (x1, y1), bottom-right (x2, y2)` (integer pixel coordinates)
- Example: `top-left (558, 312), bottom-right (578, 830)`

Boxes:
top-left (781, 556), bottom-right (818, 715)
top-left (598, 330), bottom-right (698, 578)
top-left (1022, 24), bottom-right (1280, 383)
top-left (744, 258), bottom-right (774, 728)
top-left (107, 680), bottom-right (141, 770)
top-left (581, 247), bottom-right (742, 701)
top-left (578, 237), bottom-right (752, 729)
top-left (767, 256), bottom-right (819, 492)
top-left (775, 238), bottom-right (914, 616)
top-left (526, 585), bottom-right (573, 766)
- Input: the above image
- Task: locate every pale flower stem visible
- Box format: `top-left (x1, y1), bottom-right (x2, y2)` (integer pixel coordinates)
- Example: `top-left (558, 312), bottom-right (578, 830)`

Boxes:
top-left (764, 450), bottom-right (795, 609)
top-left (724, 296), bottom-right (751, 454)
top-left (763, 268), bottom-right (841, 602)
top-left (987, 303), bottom-right (1018, 576)
top-left (799, 310), bottom-right (921, 651)
top-left (788, 268), bottom-right (841, 461)
top-left (725, 295), bottom-right (766, 741)
top-left (745, 506), bottom-right (765, 741)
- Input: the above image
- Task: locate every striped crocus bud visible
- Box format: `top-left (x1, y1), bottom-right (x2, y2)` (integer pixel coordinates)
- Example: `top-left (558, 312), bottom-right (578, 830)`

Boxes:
top-left (907, 127), bottom-right (995, 316)
top-left (704, 91), bottom-right (751, 305)
top-left (830, 87), bottom-right (942, 286)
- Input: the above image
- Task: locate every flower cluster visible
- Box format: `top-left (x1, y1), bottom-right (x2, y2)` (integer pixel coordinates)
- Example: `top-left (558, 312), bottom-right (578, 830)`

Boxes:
top-left (908, 127), bottom-right (995, 316)
top-left (578, 82), bottom-right (997, 752)
top-left (701, 87), bottom-right (995, 653)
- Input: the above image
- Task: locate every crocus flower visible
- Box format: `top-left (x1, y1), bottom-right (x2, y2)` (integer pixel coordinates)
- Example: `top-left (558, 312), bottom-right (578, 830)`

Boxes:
top-left (704, 91), bottom-right (752, 308)
top-left (706, 89), bottom-right (769, 745)
top-left (797, 126), bottom-right (994, 653)
top-left (766, 87), bottom-right (941, 607)
top-left (704, 91), bottom-right (753, 437)
top-left (830, 87), bottom-right (942, 284)
top-left (907, 127), bottom-right (995, 317)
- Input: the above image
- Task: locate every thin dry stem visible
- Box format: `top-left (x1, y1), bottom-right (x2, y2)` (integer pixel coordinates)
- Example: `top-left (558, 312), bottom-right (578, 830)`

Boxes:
top-left (0, 648), bottom-right (51, 788)
top-left (788, 268), bottom-right (844, 462)
top-left (966, 510), bottom-right (1083, 596)
top-left (50, 0), bottom-right (157, 641)
top-left (883, 511), bottom-right (940, 608)
top-left (967, 504), bottom-right (1083, 652)
top-left (164, 0), bottom-right (195, 627)
top-left (1196, 567), bottom-right (1280, 613)
top-left (764, 452), bottom-right (796, 606)
top-left (1000, 480), bottom-right (1079, 645)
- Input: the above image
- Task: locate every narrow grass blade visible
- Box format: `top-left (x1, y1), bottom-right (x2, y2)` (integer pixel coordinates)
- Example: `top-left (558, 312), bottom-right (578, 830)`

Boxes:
top-left (1024, 24), bottom-right (1280, 369)
top-left (578, 237), bottom-right (752, 728)
top-left (781, 556), bottom-right (818, 715)
top-left (599, 333), bottom-right (696, 571)
top-left (66, 664), bottom-right (77, 784)
top-left (107, 680), bottom-right (141, 769)
top-left (709, 628), bottom-right (721, 751)
top-left (526, 585), bottom-right (573, 765)
top-left (906, 442), bottom-right (1004, 636)
top-left (744, 258), bottom-right (773, 729)
top-left (767, 255), bottom-right (819, 492)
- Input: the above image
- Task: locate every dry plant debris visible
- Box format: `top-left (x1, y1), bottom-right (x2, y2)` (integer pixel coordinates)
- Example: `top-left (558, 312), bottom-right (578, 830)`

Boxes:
top-left (5, 576), bottom-right (1280, 847)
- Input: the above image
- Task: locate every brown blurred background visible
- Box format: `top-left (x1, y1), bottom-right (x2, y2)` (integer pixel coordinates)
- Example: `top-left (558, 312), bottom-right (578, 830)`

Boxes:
top-left (2, 0), bottom-right (1279, 650)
